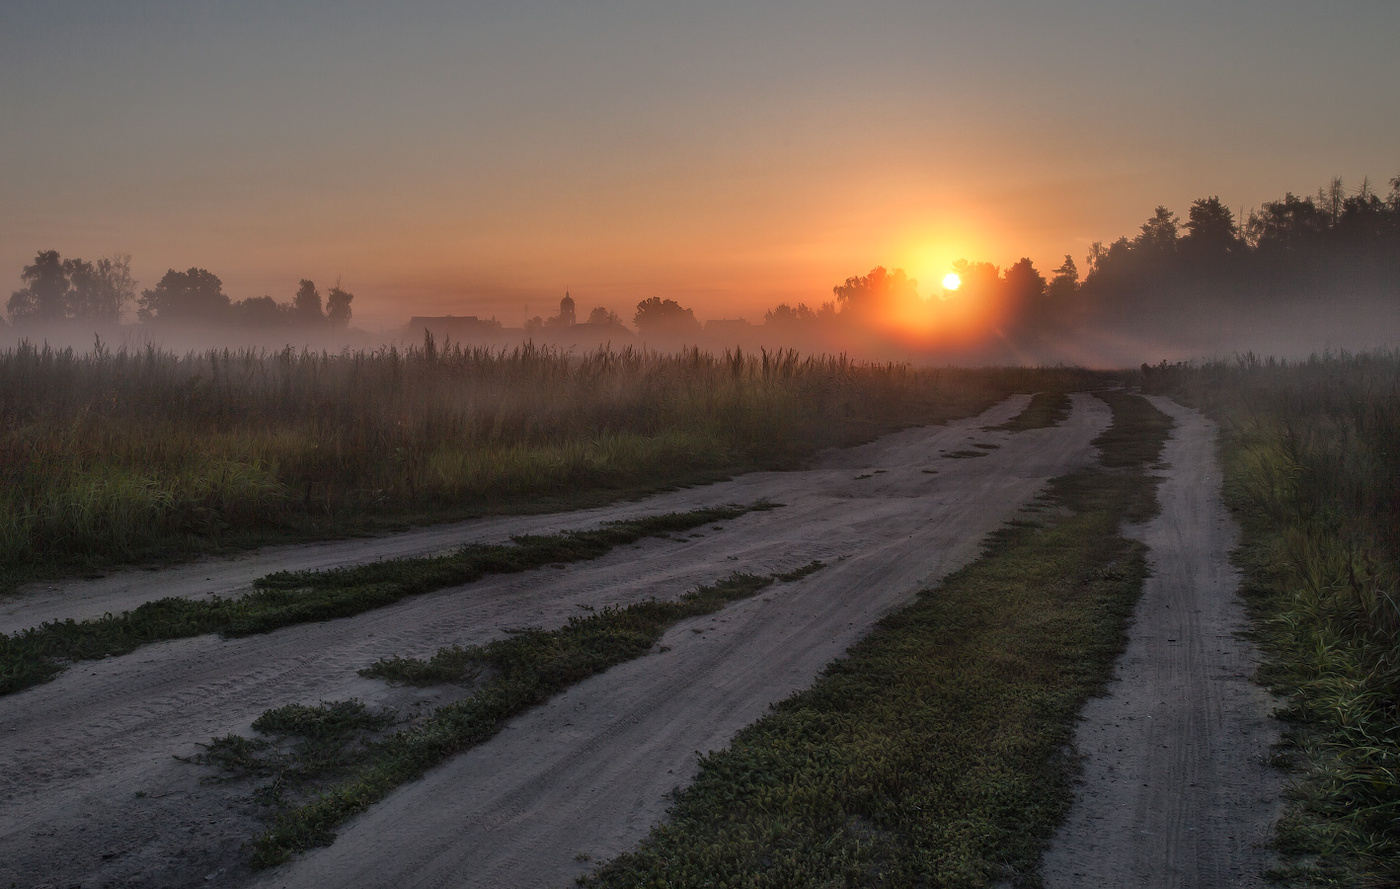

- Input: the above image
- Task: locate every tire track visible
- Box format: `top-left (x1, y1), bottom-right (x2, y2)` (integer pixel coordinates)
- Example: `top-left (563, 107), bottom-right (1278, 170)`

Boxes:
top-left (1041, 396), bottom-right (1284, 888)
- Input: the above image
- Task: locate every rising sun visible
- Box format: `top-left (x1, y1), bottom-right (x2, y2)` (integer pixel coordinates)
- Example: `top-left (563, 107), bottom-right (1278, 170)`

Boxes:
top-left (942, 272), bottom-right (961, 290)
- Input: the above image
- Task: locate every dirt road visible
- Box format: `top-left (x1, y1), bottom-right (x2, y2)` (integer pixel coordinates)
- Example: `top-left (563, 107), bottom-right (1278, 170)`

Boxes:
top-left (2, 393), bottom-right (1108, 889)
top-left (1041, 397), bottom-right (1283, 888)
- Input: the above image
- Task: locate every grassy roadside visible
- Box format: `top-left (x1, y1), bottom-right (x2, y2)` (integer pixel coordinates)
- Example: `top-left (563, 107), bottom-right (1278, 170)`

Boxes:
top-left (189, 565), bottom-right (824, 867)
top-left (0, 504), bottom-right (769, 697)
top-left (579, 390), bottom-right (1172, 888)
top-left (1152, 355), bottom-right (1400, 885)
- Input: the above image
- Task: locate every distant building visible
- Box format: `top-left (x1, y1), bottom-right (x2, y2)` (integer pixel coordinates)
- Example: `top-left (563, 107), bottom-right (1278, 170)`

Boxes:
top-left (558, 292), bottom-right (576, 326)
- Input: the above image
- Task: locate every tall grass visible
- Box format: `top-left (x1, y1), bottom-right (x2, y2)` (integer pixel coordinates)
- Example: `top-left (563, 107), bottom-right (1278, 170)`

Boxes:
top-left (0, 338), bottom-right (1098, 585)
top-left (1150, 352), bottom-right (1400, 884)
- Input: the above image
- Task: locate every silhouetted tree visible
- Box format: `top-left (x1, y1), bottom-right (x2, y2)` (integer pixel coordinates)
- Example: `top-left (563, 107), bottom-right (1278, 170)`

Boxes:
top-left (1134, 206), bottom-right (1180, 253)
top-left (8, 250), bottom-right (137, 324)
top-left (1245, 193), bottom-right (1328, 249)
top-left (1003, 258), bottom-right (1046, 302)
top-left (950, 260), bottom-right (1000, 297)
top-left (1336, 186), bottom-right (1394, 245)
top-left (7, 250), bottom-right (69, 322)
top-left (1046, 255), bottom-right (1079, 301)
top-left (1084, 241), bottom-right (1107, 277)
top-left (998, 258), bottom-right (1049, 339)
top-left (633, 297), bottom-right (701, 337)
top-left (832, 267), bottom-right (919, 322)
top-left (70, 254), bottom-right (136, 322)
top-left (586, 306), bottom-right (622, 326)
top-left (765, 303), bottom-right (817, 325)
top-left (1083, 237), bottom-right (1133, 284)
top-left (231, 295), bottom-right (289, 328)
top-left (1181, 197), bottom-right (1241, 258)
top-left (138, 268), bottom-right (230, 323)
top-left (1318, 176), bottom-right (1346, 227)
top-left (325, 284), bottom-right (353, 328)
top-left (292, 279), bottom-right (324, 325)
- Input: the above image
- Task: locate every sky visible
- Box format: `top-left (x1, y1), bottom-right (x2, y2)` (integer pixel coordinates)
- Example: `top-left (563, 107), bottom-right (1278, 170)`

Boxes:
top-left (2, 1), bottom-right (1397, 329)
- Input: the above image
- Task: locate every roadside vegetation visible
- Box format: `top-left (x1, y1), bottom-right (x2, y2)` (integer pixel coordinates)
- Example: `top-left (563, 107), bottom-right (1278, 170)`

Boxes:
top-left (0, 340), bottom-right (1105, 592)
top-left (574, 391), bottom-right (1171, 887)
top-left (0, 504), bottom-right (767, 696)
top-left (191, 563), bottom-right (826, 867)
top-left (1148, 352), bottom-right (1400, 885)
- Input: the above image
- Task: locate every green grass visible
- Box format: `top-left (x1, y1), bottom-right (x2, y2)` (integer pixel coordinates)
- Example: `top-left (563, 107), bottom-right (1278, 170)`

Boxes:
top-left (986, 391), bottom-right (1073, 432)
top-left (1089, 389), bottom-right (1175, 523)
top-left (1090, 389), bottom-right (1176, 477)
top-left (578, 391), bottom-right (1171, 888)
top-left (191, 700), bottom-right (398, 808)
top-left (190, 563), bottom-right (827, 867)
top-left (0, 504), bottom-right (771, 697)
top-left (1155, 353), bottom-right (1400, 885)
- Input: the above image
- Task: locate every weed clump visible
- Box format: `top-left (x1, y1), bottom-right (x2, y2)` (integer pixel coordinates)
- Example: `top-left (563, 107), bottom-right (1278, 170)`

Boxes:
top-left (773, 560), bottom-right (825, 583)
top-left (192, 700), bottom-right (397, 807)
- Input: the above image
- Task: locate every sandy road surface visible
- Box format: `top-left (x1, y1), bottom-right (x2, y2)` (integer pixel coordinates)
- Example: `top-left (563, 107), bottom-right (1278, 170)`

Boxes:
top-left (2, 393), bottom-right (1108, 889)
top-left (1042, 397), bottom-right (1283, 888)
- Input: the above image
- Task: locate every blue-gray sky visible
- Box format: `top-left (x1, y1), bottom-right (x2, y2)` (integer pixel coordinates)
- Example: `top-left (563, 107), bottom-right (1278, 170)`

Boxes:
top-left (3, 1), bottom-right (1396, 325)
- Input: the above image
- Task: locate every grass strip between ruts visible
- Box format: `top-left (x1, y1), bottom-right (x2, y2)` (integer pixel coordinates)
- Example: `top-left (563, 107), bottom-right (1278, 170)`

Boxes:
top-left (244, 566), bottom-right (824, 867)
top-left (579, 391), bottom-right (1173, 888)
top-left (985, 391), bottom-right (1074, 432)
top-left (0, 503), bottom-right (773, 697)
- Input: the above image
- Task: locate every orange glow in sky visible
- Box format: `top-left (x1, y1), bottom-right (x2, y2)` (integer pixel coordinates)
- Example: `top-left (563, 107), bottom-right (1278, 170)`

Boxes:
top-left (2, 4), bottom-right (1397, 331)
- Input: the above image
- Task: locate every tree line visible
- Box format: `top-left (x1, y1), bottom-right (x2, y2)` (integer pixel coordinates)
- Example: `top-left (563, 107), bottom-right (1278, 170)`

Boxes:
top-left (750, 172), bottom-right (1400, 357)
top-left (10, 173), bottom-right (1396, 352)
top-left (5, 253), bottom-right (352, 331)
top-left (1076, 174), bottom-right (1400, 323)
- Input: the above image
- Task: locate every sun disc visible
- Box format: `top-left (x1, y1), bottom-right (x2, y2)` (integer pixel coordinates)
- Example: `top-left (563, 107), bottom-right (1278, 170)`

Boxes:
top-left (942, 272), bottom-right (961, 291)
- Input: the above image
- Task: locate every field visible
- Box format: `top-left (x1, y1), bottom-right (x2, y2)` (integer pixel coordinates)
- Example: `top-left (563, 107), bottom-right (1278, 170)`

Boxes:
top-left (0, 339), bottom-right (1097, 590)
top-left (0, 343), bottom-right (1392, 887)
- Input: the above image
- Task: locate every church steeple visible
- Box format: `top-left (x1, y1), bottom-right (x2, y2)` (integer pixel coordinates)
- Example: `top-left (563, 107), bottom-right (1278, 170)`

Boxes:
top-left (559, 291), bottom-right (576, 326)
